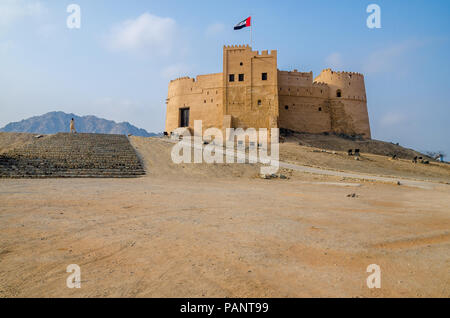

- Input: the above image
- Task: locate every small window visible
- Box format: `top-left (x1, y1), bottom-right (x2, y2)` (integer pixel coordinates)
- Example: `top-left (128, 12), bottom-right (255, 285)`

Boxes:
top-left (204, 100), bottom-right (206, 103)
top-left (257, 100), bottom-right (262, 106)
top-left (285, 105), bottom-right (289, 110)
top-left (239, 74), bottom-right (244, 82)
top-left (262, 73), bottom-right (268, 81)
top-left (240, 62), bottom-right (243, 66)
top-left (336, 90), bottom-right (342, 98)
top-left (318, 107), bottom-right (322, 112)
top-left (229, 74), bottom-right (235, 82)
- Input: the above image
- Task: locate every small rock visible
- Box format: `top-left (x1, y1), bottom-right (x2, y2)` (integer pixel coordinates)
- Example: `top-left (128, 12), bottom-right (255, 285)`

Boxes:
top-left (261, 174), bottom-right (278, 179)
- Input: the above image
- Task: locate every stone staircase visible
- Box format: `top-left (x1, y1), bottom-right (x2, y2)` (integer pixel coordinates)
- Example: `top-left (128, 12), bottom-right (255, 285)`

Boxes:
top-left (0, 133), bottom-right (145, 178)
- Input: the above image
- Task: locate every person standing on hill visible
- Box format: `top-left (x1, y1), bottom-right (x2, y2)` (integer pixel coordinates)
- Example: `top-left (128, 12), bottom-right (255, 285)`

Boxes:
top-left (70, 118), bottom-right (77, 134)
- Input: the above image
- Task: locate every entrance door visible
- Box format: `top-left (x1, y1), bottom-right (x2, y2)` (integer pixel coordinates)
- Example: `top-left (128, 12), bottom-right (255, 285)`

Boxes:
top-left (180, 108), bottom-right (190, 128)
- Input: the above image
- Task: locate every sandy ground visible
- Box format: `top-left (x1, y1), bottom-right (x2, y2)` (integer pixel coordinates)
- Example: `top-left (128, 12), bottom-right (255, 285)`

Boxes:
top-left (0, 137), bottom-right (449, 297)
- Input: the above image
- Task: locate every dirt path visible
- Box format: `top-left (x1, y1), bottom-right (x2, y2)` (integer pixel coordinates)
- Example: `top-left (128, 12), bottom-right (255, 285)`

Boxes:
top-left (279, 161), bottom-right (443, 189)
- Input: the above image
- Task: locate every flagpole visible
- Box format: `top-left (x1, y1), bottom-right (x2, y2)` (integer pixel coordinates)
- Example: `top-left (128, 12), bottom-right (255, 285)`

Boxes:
top-left (250, 16), bottom-right (253, 48)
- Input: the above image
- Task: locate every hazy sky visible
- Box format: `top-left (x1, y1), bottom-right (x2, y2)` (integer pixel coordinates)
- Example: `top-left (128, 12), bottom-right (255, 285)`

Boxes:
top-left (0, 0), bottom-right (449, 155)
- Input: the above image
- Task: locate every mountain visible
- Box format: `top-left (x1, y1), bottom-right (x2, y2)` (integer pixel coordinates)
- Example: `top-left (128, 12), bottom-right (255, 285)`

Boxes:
top-left (0, 112), bottom-right (158, 137)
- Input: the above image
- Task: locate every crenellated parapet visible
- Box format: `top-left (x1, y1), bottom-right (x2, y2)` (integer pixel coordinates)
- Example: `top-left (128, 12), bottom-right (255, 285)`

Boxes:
top-left (169, 76), bottom-right (194, 83)
top-left (319, 68), bottom-right (364, 78)
top-left (223, 44), bottom-right (250, 49)
top-left (223, 44), bottom-right (276, 57)
top-left (279, 70), bottom-right (313, 77)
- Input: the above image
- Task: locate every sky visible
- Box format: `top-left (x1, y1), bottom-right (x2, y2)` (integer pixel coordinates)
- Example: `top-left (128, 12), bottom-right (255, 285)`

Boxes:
top-left (0, 0), bottom-right (449, 155)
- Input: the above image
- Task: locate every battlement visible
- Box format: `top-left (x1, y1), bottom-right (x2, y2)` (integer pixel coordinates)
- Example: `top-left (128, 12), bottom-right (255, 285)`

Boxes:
top-left (320, 68), bottom-right (364, 78)
top-left (170, 76), bottom-right (194, 83)
top-left (224, 44), bottom-right (251, 49)
top-left (279, 70), bottom-right (312, 77)
top-left (223, 45), bottom-right (276, 57)
top-left (256, 49), bottom-right (277, 56)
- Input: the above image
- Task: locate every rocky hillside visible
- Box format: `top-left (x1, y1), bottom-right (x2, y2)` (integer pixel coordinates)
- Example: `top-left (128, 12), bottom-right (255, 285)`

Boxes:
top-left (0, 112), bottom-right (157, 137)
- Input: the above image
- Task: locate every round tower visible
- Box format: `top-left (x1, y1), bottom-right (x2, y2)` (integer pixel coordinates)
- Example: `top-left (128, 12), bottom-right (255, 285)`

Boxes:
top-left (167, 77), bottom-right (195, 99)
top-left (166, 77), bottom-right (196, 133)
top-left (314, 69), bottom-right (366, 101)
top-left (314, 69), bottom-right (371, 138)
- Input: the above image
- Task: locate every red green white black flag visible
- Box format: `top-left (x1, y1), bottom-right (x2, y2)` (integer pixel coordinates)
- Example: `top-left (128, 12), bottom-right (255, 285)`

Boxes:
top-left (234, 17), bottom-right (251, 30)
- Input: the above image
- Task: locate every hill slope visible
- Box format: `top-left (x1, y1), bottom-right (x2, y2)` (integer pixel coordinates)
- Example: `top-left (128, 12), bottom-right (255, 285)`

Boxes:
top-left (0, 112), bottom-right (157, 137)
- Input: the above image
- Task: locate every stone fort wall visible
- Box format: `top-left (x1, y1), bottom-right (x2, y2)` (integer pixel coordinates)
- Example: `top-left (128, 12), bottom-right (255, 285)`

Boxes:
top-left (165, 46), bottom-right (371, 139)
top-left (278, 70), bottom-right (332, 134)
top-left (314, 69), bottom-right (371, 137)
top-left (222, 45), bottom-right (279, 131)
top-left (166, 73), bottom-right (224, 134)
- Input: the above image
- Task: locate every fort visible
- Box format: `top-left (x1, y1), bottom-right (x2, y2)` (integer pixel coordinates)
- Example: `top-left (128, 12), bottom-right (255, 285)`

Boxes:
top-left (165, 45), bottom-right (371, 139)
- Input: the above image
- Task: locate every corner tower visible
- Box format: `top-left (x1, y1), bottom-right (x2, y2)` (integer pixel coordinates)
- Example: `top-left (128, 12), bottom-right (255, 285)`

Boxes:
top-left (314, 69), bottom-right (371, 138)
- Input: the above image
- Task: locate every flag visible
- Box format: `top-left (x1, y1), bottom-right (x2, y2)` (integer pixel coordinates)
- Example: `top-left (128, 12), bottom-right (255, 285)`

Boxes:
top-left (234, 17), bottom-right (251, 30)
